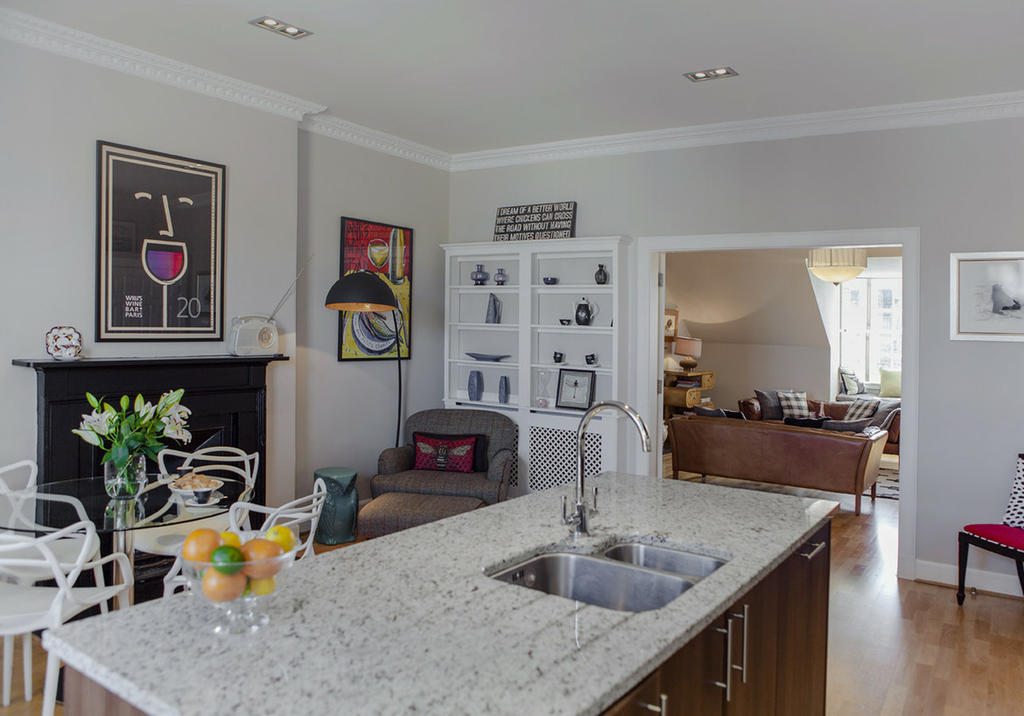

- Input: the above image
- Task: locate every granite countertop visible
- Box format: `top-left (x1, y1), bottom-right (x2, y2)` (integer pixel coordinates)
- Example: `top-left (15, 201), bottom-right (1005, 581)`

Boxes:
top-left (44, 473), bottom-right (837, 716)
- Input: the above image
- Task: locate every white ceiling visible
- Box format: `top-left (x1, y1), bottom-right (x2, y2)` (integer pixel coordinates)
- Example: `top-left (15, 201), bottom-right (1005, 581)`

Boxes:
top-left (5, 0), bottom-right (1024, 154)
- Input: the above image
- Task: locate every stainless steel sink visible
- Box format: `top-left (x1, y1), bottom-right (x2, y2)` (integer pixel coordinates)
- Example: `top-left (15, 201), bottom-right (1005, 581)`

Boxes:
top-left (603, 543), bottom-right (726, 580)
top-left (491, 552), bottom-right (693, 612)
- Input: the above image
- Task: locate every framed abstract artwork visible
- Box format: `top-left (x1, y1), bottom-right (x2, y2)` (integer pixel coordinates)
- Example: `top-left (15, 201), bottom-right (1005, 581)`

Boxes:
top-left (337, 217), bottom-right (413, 360)
top-left (96, 141), bottom-right (225, 341)
top-left (950, 251), bottom-right (1024, 342)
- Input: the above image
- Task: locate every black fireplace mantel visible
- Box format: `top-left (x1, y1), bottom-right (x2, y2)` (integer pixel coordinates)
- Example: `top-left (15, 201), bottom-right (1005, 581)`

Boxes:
top-left (13, 354), bottom-right (288, 507)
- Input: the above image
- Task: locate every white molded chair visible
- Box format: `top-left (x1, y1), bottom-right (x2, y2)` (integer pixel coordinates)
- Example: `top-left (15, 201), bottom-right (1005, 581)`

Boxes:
top-left (0, 521), bottom-right (131, 716)
top-left (164, 479), bottom-right (327, 597)
top-left (135, 447), bottom-right (258, 592)
top-left (0, 461), bottom-right (107, 707)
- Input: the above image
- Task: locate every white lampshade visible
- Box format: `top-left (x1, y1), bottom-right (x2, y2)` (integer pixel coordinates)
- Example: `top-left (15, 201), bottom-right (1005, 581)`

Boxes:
top-left (808, 248), bottom-right (867, 285)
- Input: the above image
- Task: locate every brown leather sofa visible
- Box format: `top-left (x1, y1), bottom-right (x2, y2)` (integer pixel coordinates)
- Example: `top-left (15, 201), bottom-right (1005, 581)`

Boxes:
top-left (667, 414), bottom-right (887, 514)
top-left (738, 396), bottom-right (900, 456)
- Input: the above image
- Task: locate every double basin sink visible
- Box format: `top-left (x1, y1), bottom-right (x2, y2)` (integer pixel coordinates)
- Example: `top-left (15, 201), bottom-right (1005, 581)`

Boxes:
top-left (490, 542), bottom-right (727, 613)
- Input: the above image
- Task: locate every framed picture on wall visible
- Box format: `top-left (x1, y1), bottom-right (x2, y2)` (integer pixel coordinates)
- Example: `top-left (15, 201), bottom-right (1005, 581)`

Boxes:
top-left (555, 368), bottom-right (596, 410)
top-left (950, 251), bottom-right (1024, 342)
top-left (96, 141), bottom-right (225, 341)
top-left (664, 309), bottom-right (678, 340)
top-left (337, 217), bottom-right (413, 361)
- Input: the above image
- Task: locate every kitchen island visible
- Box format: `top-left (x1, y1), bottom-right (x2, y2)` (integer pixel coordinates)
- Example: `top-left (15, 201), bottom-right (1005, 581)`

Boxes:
top-left (44, 473), bottom-right (837, 715)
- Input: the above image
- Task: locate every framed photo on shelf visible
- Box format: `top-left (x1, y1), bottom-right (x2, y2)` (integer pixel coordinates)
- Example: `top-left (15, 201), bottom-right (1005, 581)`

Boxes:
top-left (556, 368), bottom-right (596, 410)
top-left (337, 217), bottom-right (413, 361)
top-left (664, 309), bottom-right (678, 340)
top-left (950, 251), bottom-right (1024, 342)
top-left (96, 141), bottom-right (225, 341)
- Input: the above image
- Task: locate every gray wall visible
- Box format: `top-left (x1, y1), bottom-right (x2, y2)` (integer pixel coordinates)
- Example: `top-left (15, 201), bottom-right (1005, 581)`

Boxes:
top-left (0, 40), bottom-right (298, 504)
top-left (295, 130), bottom-right (449, 497)
top-left (449, 118), bottom-right (1024, 581)
top-left (665, 249), bottom-right (832, 409)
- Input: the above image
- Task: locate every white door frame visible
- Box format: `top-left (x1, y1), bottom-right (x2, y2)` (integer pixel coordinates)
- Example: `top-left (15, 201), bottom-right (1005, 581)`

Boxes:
top-left (629, 229), bottom-right (920, 580)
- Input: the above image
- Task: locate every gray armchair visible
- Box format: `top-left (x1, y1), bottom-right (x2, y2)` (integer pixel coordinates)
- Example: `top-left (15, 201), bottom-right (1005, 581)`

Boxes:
top-left (372, 409), bottom-right (517, 505)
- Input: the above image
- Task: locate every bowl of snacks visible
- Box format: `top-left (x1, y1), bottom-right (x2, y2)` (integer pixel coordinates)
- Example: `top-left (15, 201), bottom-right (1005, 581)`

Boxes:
top-left (180, 526), bottom-right (298, 633)
top-left (170, 472), bottom-right (224, 505)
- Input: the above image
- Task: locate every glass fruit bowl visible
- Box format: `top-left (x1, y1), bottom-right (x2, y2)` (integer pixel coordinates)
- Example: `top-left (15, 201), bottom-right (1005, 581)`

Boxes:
top-left (181, 532), bottom-right (298, 634)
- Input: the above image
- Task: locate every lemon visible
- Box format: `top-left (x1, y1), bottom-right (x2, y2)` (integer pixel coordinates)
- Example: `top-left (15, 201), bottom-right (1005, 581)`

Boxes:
top-left (220, 531), bottom-right (242, 549)
top-left (265, 525), bottom-right (296, 552)
top-left (249, 576), bottom-right (276, 596)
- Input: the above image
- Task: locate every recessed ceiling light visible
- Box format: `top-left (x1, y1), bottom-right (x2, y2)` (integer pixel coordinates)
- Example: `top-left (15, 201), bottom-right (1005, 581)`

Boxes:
top-left (249, 16), bottom-right (313, 39)
top-left (685, 66), bottom-right (738, 82)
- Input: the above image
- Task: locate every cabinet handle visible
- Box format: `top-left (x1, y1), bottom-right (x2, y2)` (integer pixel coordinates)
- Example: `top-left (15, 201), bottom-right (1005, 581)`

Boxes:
top-left (728, 603), bottom-right (749, 684)
top-left (638, 694), bottom-right (668, 713)
top-left (713, 618), bottom-right (734, 702)
top-left (800, 541), bottom-right (827, 561)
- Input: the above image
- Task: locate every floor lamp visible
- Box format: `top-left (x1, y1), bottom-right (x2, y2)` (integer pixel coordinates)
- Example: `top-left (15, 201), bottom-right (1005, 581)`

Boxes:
top-left (325, 270), bottom-right (404, 447)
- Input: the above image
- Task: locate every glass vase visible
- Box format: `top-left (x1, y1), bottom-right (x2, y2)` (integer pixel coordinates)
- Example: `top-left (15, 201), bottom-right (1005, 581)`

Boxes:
top-left (104, 454), bottom-right (148, 499)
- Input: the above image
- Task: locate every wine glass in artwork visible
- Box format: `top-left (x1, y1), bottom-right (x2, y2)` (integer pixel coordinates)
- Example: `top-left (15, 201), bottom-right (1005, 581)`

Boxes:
top-left (141, 239), bottom-right (188, 286)
top-left (367, 239), bottom-right (390, 274)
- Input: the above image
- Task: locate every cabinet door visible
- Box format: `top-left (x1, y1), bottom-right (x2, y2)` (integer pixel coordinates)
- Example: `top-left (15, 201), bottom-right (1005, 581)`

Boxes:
top-left (661, 616), bottom-right (726, 716)
top-left (604, 669), bottom-right (665, 716)
top-left (775, 523), bottom-right (831, 716)
top-left (726, 567), bottom-right (780, 716)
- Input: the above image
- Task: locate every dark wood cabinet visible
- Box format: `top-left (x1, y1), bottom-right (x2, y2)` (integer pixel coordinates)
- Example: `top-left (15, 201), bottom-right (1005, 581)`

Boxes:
top-left (606, 521), bottom-right (831, 716)
top-left (775, 523), bottom-right (830, 716)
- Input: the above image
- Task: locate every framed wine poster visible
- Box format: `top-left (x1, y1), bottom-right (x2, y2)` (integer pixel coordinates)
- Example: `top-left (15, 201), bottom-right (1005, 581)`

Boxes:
top-left (97, 141), bottom-right (225, 341)
top-left (337, 217), bottom-right (412, 361)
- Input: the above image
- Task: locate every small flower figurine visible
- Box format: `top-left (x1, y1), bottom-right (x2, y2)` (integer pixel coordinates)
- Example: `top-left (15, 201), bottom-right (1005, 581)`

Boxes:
top-left (73, 389), bottom-right (192, 498)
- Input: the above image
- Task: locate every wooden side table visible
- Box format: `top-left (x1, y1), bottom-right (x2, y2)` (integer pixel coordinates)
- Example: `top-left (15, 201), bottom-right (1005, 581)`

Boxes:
top-left (663, 369), bottom-right (715, 419)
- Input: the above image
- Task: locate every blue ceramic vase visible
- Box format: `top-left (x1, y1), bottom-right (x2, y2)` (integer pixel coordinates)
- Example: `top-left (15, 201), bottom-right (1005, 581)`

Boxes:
top-left (498, 375), bottom-right (510, 404)
top-left (468, 370), bottom-right (483, 401)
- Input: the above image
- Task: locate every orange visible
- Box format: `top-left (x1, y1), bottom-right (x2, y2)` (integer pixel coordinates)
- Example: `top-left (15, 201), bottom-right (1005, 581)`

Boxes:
top-left (182, 529), bottom-right (221, 563)
top-left (201, 568), bottom-right (246, 602)
top-left (241, 538), bottom-right (284, 578)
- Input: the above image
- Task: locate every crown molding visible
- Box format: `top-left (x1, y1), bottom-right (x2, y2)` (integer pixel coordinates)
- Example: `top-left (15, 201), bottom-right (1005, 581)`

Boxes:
top-left (449, 90), bottom-right (1024, 172)
top-left (0, 7), bottom-right (326, 121)
top-left (300, 115), bottom-right (452, 171)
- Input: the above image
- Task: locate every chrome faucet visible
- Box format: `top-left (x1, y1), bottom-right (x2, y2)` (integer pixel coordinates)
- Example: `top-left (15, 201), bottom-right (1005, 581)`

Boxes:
top-left (562, 400), bottom-right (652, 536)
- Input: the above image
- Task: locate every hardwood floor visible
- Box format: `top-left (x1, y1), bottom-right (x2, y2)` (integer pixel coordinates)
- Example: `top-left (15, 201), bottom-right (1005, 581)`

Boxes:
top-left (0, 635), bottom-right (60, 716)
top-left (6, 465), bottom-right (1022, 716)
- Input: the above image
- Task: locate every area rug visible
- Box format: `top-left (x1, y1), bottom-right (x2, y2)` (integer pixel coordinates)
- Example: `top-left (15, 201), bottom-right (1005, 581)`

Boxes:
top-left (875, 464), bottom-right (899, 500)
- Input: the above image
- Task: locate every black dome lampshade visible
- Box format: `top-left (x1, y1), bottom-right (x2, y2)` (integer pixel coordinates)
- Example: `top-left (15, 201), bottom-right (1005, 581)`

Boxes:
top-left (324, 271), bottom-right (398, 312)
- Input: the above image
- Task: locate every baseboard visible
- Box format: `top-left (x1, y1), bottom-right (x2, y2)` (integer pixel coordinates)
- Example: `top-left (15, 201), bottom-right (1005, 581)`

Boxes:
top-left (915, 559), bottom-right (1022, 598)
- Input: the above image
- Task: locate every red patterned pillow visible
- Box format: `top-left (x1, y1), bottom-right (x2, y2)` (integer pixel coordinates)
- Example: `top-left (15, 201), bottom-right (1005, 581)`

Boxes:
top-left (413, 433), bottom-right (477, 473)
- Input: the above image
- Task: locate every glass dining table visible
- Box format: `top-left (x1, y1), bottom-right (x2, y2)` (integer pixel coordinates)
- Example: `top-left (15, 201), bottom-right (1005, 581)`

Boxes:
top-left (8, 475), bottom-right (247, 607)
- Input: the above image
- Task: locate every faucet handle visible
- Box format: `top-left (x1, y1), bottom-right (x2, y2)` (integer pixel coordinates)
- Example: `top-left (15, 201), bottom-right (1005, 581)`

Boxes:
top-left (591, 486), bottom-right (599, 514)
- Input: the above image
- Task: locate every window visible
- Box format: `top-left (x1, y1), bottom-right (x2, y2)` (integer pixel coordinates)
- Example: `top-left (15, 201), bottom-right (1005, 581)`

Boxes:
top-left (839, 258), bottom-right (902, 384)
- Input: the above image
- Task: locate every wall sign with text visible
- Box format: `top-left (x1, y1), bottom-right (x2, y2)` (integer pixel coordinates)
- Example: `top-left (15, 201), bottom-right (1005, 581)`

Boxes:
top-left (493, 201), bottom-right (576, 241)
top-left (97, 141), bottom-right (225, 341)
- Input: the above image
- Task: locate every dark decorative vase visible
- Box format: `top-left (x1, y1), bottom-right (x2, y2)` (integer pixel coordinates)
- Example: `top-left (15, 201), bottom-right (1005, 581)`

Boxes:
top-left (594, 264), bottom-right (609, 285)
top-left (494, 267), bottom-right (508, 286)
top-left (468, 370), bottom-right (484, 401)
top-left (313, 468), bottom-right (358, 545)
top-left (470, 264), bottom-right (489, 286)
top-left (574, 297), bottom-right (596, 326)
top-left (498, 375), bottom-right (510, 404)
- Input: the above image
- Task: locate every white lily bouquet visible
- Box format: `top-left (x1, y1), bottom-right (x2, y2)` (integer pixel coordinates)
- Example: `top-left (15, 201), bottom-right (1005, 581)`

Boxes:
top-left (73, 389), bottom-right (192, 498)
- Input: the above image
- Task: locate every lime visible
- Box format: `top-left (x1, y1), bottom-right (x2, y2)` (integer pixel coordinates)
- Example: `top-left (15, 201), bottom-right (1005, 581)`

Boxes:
top-left (265, 525), bottom-right (297, 552)
top-left (210, 545), bottom-right (245, 575)
top-left (219, 531), bottom-right (242, 549)
top-left (249, 576), bottom-right (276, 596)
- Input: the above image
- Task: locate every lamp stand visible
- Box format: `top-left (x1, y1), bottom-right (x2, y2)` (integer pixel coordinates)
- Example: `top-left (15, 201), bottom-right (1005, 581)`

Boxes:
top-left (393, 310), bottom-right (402, 448)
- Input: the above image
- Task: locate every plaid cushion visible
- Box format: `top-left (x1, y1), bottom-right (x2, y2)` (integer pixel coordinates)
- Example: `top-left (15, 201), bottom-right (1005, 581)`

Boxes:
top-left (1005, 455), bottom-right (1024, 528)
top-left (777, 390), bottom-right (809, 419)
top-left (844, 398), bottom-right (879, 421)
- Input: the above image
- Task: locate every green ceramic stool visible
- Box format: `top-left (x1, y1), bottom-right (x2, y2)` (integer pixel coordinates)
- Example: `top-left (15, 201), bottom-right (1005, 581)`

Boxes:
top-left (313, 467), bottom-right (358, 545)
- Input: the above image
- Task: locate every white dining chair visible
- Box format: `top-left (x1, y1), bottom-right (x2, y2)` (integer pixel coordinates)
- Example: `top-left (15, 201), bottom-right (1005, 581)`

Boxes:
top-left (0, 520), bottom-right (131, 716)
top-left (0, 460), bottom-right (108, 706)
top-left (164, 479), bottom-right (327, 597)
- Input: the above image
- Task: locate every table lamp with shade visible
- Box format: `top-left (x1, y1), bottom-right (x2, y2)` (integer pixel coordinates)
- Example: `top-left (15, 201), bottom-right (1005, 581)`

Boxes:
top-left (325, 270), bottom-right (404, 447)
top-left (673, 336), bottom-right (703, 371)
